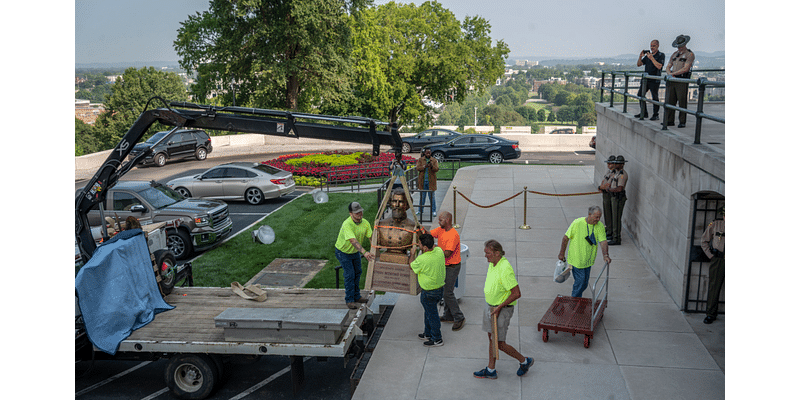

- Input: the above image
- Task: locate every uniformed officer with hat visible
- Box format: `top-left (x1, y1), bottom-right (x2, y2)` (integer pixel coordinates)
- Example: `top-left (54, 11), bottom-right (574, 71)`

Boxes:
top-left (665, 34), bottom-right (696, 128)
top-left (598, 155), bottom-right (617, 239)
top-left (606, 156), bottom-right (628, 245)
top-left (700, 206), bottom-right (725, 324)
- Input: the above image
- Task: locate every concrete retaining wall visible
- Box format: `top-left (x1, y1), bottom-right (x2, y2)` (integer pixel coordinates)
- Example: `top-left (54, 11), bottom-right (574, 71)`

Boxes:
top-left (594, 103), bottom-right (724, 308)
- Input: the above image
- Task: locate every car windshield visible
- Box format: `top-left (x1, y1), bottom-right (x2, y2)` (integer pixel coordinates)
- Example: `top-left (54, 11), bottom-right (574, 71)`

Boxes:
top-left (144, 131), bottom-right (169, 144)
top-left (254, 164), bottom-right (284, 175)
top-left (136, 185), bottom-right (184, 209)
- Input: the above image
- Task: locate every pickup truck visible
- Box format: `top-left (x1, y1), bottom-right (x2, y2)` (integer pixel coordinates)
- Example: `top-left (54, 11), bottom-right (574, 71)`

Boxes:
top-left (85, 180), bottom-right (232, 259)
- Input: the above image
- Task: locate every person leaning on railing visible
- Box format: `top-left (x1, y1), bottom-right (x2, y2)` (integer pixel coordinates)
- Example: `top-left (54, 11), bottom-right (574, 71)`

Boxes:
top-left (665, 34), bottom-right (696, 128)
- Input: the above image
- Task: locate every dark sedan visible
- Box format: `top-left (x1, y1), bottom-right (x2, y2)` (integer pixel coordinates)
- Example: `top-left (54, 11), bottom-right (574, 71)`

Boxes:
top-left (400, 128), bottom-right (462, 153)
top-left (423, 134), bottom-right (521, 164)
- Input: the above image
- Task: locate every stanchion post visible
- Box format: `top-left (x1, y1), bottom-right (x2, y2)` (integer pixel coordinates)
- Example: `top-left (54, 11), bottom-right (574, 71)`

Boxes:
top-left (452, 186), bottom-right (460, 229)
top-left (519, 186), bottom-right (530, 230)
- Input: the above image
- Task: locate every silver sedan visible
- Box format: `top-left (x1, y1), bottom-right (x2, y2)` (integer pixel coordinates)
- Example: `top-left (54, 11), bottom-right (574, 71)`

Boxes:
top-left (166, 162), bottom-right (295, 205)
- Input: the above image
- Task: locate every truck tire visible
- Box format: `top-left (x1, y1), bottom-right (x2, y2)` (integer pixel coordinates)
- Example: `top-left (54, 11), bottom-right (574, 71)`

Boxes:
top-left (154, 250), bottom-right (177, 295)
top-left (165, 354), bottom-right (218, 400)
top-left (168, 230), bottom-right (193, 260)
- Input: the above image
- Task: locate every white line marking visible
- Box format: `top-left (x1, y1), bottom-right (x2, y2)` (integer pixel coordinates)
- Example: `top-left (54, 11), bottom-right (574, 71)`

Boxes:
top-left (75, 361), bottom-right (152, 397)
top-left (228, 357), bottom-right (311, 400)
top-left (140, 387), bottom-right (169, 400)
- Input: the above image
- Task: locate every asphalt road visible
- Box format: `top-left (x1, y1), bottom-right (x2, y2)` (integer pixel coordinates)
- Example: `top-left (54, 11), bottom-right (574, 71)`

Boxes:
top-left (73, 149), bottom-right (594, 399)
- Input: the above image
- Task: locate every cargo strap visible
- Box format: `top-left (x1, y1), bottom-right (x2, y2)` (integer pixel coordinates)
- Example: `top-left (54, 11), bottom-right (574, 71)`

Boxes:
top-left (231, 282), bottom-right (267, 302)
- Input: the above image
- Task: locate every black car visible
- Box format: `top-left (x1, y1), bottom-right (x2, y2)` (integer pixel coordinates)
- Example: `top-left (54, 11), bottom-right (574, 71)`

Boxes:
top-left (423, 134), bottom-right (521, 164)
top-left (129, 129), bottom-right (213, 167)
top-left (401, 128), bottom-right (462, 153)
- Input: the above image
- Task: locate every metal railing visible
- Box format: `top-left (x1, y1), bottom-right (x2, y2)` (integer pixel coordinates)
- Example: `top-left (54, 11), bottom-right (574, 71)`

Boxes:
top-left (599, 69), bottom-right (725, 144)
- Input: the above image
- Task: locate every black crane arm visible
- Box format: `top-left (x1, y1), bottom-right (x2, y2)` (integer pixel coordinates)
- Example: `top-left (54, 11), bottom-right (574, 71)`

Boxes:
top-left (76, 98), bottom-right (402, 262)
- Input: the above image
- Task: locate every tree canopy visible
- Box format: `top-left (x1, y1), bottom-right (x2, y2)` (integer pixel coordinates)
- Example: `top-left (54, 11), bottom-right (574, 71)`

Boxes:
top-left (174, 0), bottom-right (367, 111)
top-left (348, 1), bottom-right (509, 126)
top-left (94, 67), bottom-right (187, 147)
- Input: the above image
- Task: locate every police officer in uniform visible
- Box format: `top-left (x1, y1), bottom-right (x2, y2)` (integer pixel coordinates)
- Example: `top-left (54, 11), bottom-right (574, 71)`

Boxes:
top-left (700, 206), bottom-right (725, 324)
top-left (607, 156), bottom-right (628, 245)
top-left (665, 34), bottom-right (695, 128)
top-left (598, 155), bottom-right (617, 240)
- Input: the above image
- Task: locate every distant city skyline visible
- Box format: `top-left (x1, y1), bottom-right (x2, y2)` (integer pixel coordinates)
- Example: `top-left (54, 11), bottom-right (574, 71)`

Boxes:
top-left (75, 0), bottom-right (725, 65)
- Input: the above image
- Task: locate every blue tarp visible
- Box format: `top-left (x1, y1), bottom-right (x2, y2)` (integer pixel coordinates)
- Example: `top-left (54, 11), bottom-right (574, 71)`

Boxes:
top-left (75, 229), bottom-right (174, 355)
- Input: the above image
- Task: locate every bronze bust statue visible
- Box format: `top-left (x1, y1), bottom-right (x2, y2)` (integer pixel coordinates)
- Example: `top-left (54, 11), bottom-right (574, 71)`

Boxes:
top-left (376, 189), bottom-right (420, 263)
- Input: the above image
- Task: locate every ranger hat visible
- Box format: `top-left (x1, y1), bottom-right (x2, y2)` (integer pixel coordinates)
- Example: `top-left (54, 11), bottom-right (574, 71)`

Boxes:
top-left (672, 34), bottom-right (690, 48)
top-left (614, 155), bottom-right (628, 164)
top-left (605, 155), bottom-right (617, 163)
top-left (348, 201), bottom-right (364, 213)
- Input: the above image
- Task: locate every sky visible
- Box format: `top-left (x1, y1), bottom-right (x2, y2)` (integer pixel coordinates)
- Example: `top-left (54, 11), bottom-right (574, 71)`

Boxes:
top-left (75, 0), bottom-right (725, 65)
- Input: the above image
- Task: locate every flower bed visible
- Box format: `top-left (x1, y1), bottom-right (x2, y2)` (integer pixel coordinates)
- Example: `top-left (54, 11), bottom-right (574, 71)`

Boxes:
top-left (262, 151), bottom-right (417, 186)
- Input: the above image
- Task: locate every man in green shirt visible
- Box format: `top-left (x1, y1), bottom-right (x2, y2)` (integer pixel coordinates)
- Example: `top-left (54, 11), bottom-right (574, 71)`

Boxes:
top-left (410, 233), bottom-right (446, 347)
top-left (334, 202), bottom-right (375, 309)
top-left (558, 206), bottom-right (612, 298)
top-left (474, 240), bottom-right (534, 379)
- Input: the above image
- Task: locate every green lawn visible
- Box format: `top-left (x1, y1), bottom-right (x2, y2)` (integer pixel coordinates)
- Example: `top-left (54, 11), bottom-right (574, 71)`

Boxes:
top-left (190, 192), bottom-right (380, 288)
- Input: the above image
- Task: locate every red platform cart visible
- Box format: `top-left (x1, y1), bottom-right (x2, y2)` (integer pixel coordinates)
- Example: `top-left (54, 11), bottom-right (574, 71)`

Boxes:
top-left (537, 261), bottom-right (609, 348)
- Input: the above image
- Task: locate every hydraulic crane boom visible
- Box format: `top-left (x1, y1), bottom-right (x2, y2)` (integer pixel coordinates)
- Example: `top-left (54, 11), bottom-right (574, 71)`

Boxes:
top-left (76, 98), bottom-right (402, 262)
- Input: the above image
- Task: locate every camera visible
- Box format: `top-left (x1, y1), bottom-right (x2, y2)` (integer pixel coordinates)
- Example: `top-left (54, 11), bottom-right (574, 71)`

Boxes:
top-left (585, 234), bottom-right (597, 245)
top-left (643, 49), bottom-right (650, 54)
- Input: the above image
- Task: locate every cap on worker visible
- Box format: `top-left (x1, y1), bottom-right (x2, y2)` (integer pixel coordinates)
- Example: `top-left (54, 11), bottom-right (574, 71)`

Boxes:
top-left (349, 202), bottom-right (364, 213)
top-left (614, 155), bottom-right (628, 164)
top-left (605, 155), bottom-right (617, 163)
top-left (672, 34), bottom-right (690, 48)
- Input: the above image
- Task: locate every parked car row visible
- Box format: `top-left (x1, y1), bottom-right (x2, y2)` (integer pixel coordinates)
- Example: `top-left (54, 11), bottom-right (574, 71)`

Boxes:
top-left (423, 134), bottom-right (521, 164)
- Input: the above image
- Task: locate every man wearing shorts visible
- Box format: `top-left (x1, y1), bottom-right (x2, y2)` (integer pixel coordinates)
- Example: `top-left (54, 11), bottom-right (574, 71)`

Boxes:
top-left (473, 239), bottom-right (534, 379)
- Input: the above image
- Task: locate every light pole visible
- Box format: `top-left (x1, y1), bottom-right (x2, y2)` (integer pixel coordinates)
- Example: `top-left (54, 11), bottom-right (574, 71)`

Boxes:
top-left (474, 107), bottom-right (477, 126)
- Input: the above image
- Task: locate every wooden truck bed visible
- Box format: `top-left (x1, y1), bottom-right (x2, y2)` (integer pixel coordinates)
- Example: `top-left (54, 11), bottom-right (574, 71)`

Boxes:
top-left (118, 286), bottom-right (374, 357)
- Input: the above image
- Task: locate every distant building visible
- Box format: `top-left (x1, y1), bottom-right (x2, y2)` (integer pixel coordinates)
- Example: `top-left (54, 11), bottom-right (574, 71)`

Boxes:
top-left (75, 99), bottom-right (105, 125)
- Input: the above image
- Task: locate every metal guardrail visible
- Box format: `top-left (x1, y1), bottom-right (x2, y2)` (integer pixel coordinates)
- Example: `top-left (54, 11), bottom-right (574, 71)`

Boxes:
top-left (599, 69), bottom-right (724, 144)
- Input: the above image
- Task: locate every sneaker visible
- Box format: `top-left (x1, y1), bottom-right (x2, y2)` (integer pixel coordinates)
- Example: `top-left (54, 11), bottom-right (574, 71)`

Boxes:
top-left (423, 339), bottom-right (443, 347)
top-left (517, 357), bottom-right (534, 376)
top-left (433, 211), bottom-right (437, 217)
top-left (452, 318), bottom-right (465, 331)
top-left (473, 367), bottom-right (497, 379)
top-left (440, 316), bottom-right (454, 323)
top-left (418, 333), bottom-right (430, 341)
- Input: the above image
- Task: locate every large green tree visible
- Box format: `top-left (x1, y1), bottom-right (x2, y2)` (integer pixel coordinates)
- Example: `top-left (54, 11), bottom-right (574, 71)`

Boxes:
top-left (94, 67), bottom-right (187, 147)
top-left (349, 1), bottom-right (509, 126)
top-left (174, 0), bottom-right (366, 111)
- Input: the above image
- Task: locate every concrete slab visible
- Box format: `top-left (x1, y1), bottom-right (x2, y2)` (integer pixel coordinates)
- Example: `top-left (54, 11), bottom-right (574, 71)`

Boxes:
top-left (521, 362), bottom-right (631, 400)
top-left (602, 301), bottom-right (693, 332)
top-left (620, 365), bottom-right (725, 400)
top-left (607, 329), bottom-right (719, 369)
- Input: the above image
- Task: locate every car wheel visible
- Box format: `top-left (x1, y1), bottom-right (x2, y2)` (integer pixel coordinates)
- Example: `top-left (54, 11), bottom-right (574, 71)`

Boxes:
top-left (402, 142), bottom-right (411, 153)
top-left (488, 151), bottom-right (504, 164)
top-left (432, 151), bottom-right (445, 163)
top-left (176, 187), bottom-right (192, 198)
top-left (155, 153), bottom-right (167, 167)
top-left (168, 230), bottom-right (193, 260)
top-left (245, 187), bottom-right (264, 205)
top-left (195, 147), bottom-right (208, 161)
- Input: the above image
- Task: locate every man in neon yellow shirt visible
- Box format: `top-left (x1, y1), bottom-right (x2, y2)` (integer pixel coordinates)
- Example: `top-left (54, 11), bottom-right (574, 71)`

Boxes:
top-left (558, 206), bottom-right (612, 298)
top-left (474, 239), bottom-right (534, 379)
top-left (410, 233), bottom-right (446, 347)
top-left (335, 202), bottom-right (375, 309)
